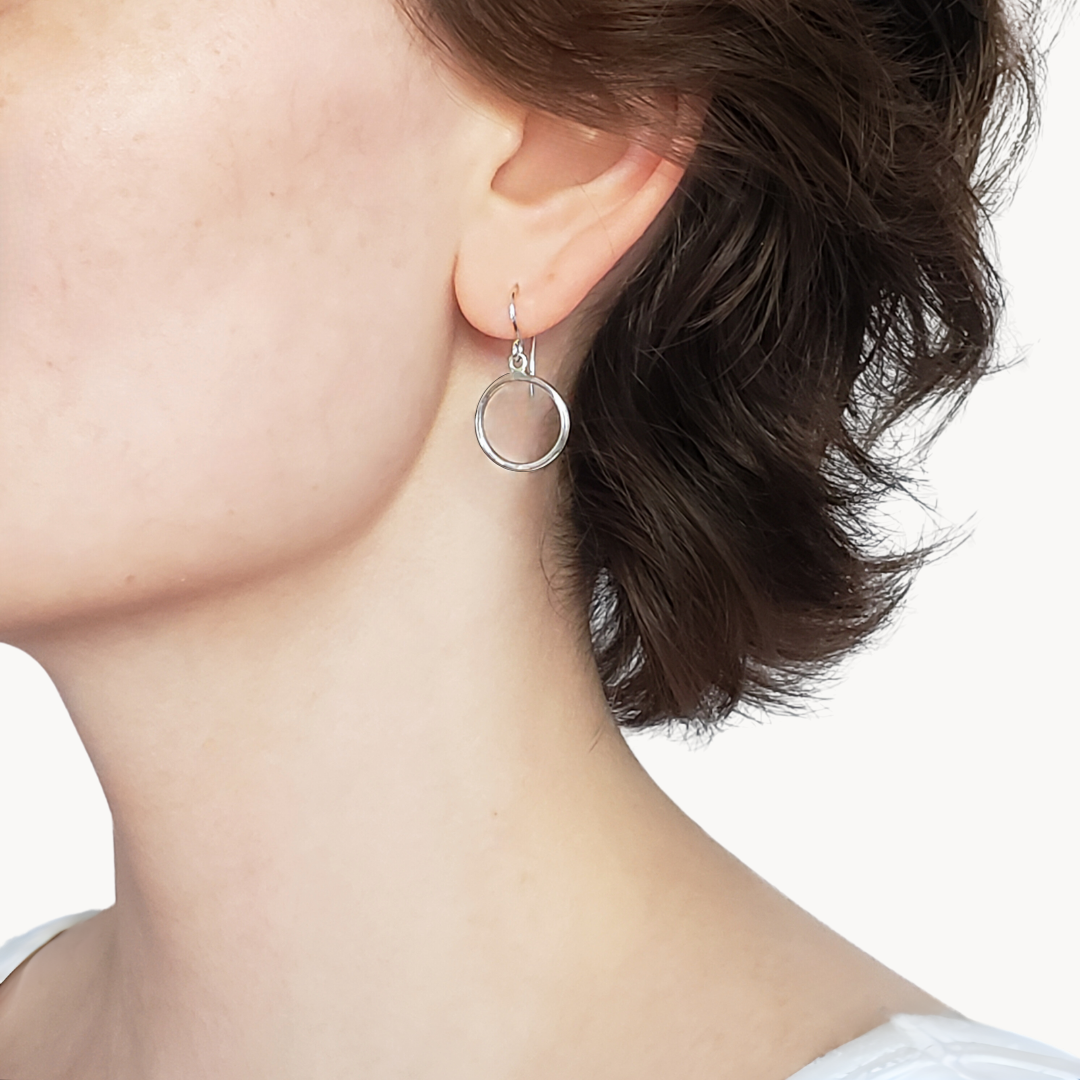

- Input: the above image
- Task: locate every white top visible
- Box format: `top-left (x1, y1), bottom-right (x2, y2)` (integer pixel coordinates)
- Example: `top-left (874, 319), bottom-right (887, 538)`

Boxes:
top-left (0, 910), bottom-right (100, 985)
top-left (786, 1014), bottom-right (1080, 1080)
top-left (2, 914), bottom-right (1078, 1079)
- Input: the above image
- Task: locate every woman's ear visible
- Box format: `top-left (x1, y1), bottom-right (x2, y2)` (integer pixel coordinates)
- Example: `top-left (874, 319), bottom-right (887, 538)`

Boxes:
top-left (454, 110), bottom-right (687, 339)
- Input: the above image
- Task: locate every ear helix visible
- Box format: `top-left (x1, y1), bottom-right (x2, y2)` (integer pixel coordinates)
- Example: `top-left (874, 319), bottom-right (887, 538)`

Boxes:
top-left (474, 289), bottom-right (571, 472)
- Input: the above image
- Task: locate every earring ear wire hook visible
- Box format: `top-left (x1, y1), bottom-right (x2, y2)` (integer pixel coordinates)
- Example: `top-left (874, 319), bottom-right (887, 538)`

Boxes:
top-left (508, 288), bottom-right (536, 395)
top-left (509, 288), bottom-right (521, 341)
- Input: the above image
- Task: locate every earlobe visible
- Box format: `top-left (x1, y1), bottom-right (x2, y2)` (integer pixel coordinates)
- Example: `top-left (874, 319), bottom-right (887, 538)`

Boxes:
top-left (454, 115), bottom-right (686, 341)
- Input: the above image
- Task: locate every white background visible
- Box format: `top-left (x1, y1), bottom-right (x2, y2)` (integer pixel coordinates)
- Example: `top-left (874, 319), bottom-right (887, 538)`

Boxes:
top-left (1, 8), bottom-right (1078, 1059)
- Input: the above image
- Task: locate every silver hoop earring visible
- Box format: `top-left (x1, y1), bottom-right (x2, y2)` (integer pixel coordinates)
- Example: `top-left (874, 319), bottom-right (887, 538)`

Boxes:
top-left (474, 292), bottom-right (571, 472)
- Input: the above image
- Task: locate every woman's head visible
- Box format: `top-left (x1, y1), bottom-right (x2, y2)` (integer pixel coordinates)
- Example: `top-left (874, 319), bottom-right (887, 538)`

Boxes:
top-left (0, 0), bottom-right (1033, 729)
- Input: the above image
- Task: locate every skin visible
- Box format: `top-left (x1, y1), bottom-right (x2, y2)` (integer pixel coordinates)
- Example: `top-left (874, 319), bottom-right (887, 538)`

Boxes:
top-left (0, 0), bottom-right (953, 1077)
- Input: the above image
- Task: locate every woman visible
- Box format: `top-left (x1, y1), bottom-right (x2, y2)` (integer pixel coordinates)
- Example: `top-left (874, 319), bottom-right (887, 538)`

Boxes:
top-left (0, 0), bottom-right (1076, 1076)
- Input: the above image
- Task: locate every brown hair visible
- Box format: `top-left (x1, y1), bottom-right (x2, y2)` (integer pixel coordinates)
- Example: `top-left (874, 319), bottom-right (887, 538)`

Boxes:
top-left (402, 0), bottom-right (1038, 730)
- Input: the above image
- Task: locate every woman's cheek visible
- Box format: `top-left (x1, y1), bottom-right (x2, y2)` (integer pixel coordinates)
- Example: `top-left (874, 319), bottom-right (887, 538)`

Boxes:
top-left (0, 0), bottom-right (466, 629)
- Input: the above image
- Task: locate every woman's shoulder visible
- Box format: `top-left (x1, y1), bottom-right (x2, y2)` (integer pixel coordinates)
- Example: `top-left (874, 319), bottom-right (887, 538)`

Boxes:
top-left (788, 1014), bottom-right (1080, 1080)
top-left (3, 920), bottom-right (1078, 1080)
top-left (0, 911), bottom-right (100, 987)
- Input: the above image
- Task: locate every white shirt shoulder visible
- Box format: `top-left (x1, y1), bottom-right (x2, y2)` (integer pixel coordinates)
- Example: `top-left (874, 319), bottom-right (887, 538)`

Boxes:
top-left (788, 1013), bottom-right (1080, 1080)
top-left (0, 910), bottom-right (99, 985)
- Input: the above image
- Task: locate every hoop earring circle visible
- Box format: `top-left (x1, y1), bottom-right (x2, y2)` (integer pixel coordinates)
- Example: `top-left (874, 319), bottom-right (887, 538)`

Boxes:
top-left (474, 371), bottom-right (571, 473)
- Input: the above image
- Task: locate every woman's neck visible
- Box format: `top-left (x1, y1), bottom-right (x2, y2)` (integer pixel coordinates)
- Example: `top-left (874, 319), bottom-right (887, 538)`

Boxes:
top-left (0, 387), bottom-right (948, 1079)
